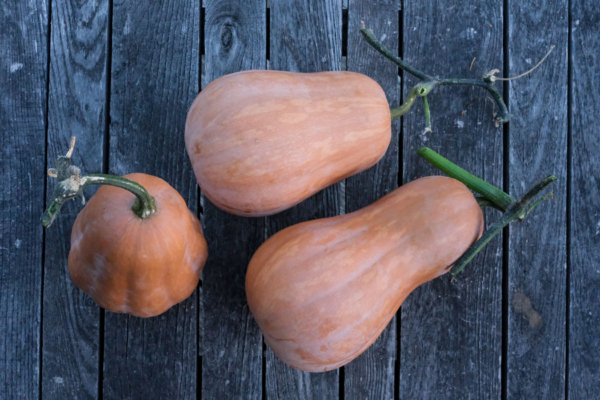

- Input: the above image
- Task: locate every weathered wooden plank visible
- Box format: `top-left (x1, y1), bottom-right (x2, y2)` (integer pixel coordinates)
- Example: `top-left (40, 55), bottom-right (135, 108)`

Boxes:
top-left (201, 1), bottom-right (265, 399)
top-left (0, 1), bottom-right (48, 399)
top-left (568, 2), bottom-right (600, 398)
top-left (102, 1), bottom-right (200, 398)
top-left (41, 0), bottom-right (108, 398)
top-left (400, 1), bottom-right (504, 399)
top-left (264, 0), bottom-right (341, 398)
top-left (506, 1), bottom-right (568, 398)
top-left (343, 1), bottom-right (399, 399)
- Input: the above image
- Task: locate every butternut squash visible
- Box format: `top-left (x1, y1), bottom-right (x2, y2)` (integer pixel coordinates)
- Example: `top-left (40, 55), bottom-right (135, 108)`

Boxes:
top-left (245, 176), bottom-right (483, 372)
top-left (185, 70), bottom-right (391, 217)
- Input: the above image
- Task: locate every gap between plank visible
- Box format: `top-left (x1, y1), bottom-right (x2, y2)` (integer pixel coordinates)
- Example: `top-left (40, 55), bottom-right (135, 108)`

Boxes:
top-left (99, 0), bottom-right (114, 398)
top-left (501, 0), bottom-right (509, 399)
top-left (395, 3), bottom-right (404, 399)
top-left (565, 0), bottom-right (573, 397)
top-left (39, 0), bottom-right (53, 397)
top-left (262, 4), bottom-right (271, 399)
top-left (338, 5), bottom-right (349, 398)
top-left (197, 3), bottom-right (205, 400)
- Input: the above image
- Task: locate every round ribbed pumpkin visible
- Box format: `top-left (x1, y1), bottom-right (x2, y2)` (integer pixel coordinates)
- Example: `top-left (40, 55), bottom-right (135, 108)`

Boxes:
top-left (68, 173), bottom-right (208, 318)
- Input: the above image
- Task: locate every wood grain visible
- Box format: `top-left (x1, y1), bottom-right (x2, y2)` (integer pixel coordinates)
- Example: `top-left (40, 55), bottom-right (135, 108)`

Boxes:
top-left (506, 1), bottom-right (568, 398)
top-left (400, 1), bottom-right (504, 398)
top-left (0, 1), bottom-right (48, 398)
top-left (41, 0), bottom-right (108, 398)
top-left (569, 2), bottom-right (600, 398)
top-left (102, 0), bottom-right (200, 398)
top-left (264, 0), bottom-right (341, 398)
top-left (201, 0), bottom-right (265, 399)
top-left (343, 0), bottom-right (399, 399)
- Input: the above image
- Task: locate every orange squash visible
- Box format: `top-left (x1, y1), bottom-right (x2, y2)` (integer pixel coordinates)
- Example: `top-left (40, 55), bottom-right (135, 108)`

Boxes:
top-left (68, 173), bottom-right (208, 318)
top-left (43, 140), bottom-right (208, 318)
top-left (185, 70), bottom-right (391, 217)
top-left (245, 176), bottom-right (484, 372)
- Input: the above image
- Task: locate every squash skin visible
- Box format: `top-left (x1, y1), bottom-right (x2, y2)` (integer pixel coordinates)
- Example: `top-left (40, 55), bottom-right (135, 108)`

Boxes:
top-left (185, 70), bottom-right (391, 217)
top-left (68, 173), bottom-right (208, 318)
top-left (245, 176), bottom-right (484, 372)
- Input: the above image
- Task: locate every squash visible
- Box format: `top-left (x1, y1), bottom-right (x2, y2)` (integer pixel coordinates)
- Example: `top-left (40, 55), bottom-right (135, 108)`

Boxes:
top-left (68, 173), bottom-right (207, 318)
top-left (245, 176), bottom-right (483, 372)
top-left (43, 139), bottom-right (208, 318)
top-left (185, 70), bottom-right (391, 217)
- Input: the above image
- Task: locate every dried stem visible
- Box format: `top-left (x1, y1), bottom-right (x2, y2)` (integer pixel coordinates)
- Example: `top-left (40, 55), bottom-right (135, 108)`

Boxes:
top-left (42, 137), bottom-right (157, 228)
top-left (360, 27), bottom-right (524, 128)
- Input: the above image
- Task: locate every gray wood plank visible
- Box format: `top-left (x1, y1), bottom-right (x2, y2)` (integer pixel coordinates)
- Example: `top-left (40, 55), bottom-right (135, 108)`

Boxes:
top-left (265, 0), bottom-right (341, 398)
top-left (400, 1), bottom-right (504, 399)
top-left (506, 1), bottom-right (568, 398)
top-left (343, 1), bottom-right (399, 399)
top-left (0, 1), bottom-right (48, 398)
top-left (568, 2), bottom-right (600, 398)
top-left (103, 1), bottom-right (200, 398)
top-left (41, 0), bottom-right (108, 398)
top-left (201, 0), bottom-right (265, 399)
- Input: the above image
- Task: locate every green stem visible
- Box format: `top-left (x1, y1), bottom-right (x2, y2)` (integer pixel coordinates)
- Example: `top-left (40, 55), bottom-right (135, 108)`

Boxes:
top-left (417, 147), bottom-right (514, 210)
top-left (42, 143), bottom-right (156, 228)
top-left (360, 27), bottom-right (510, 124)
top-left (84, 174), bottom-right (157, 218)
top-left (423, 95), bottom-right (432, 131)
top-left (437, 78), bottom-right (509, 123)
top-left (524, 193), bottom-right (553, 216)
top-left (360, 28), bottom-right (431, 81)
top-left (450, 175), bottom-right (557, 276)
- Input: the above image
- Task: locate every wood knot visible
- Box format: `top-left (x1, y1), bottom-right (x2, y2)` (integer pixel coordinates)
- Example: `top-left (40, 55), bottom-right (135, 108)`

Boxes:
top-left (220, 21), bottom-right (234, 49)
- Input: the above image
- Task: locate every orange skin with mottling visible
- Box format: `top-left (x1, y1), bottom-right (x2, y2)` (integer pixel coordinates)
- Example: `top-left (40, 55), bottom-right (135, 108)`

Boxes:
top-left (185, 70), bottom-right (391, 217)
top-left (246, 177), bottom-right (484, 372)
top-left (68, 173), bottom-right (208, 318)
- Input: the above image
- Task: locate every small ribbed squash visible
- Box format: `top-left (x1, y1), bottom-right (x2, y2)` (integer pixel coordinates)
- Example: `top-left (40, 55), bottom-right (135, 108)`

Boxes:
top-left (245, 176), bottom-right (484, 372)
top-left (185, 70), bottom-right (391, 217)
top-left (68, 173), bottom-right (208, 318)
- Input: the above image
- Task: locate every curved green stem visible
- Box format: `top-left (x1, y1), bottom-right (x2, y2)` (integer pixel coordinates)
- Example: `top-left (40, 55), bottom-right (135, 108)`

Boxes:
top-left (361, 27), bottom-right (510, 125)
top-left (42, 139), bottom-right (156, 228)
top-left (390, 81), bottom-right (436, 120)
top-left (390, 93), bottom-right (418, 120)
top-left (450, 175), bottom-right (557, 276)
top-left (417, 147), bottom-right (514, 210)
top-left (437, 78), bottom-right (509, 123)
top-left (84, 174), bottom-right (157, 218)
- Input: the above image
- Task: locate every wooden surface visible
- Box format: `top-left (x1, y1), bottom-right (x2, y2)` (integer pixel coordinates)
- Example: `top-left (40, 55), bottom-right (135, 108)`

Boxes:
top-left (0, 1), bottom-right (48, 399)
top-left (569, 1), bottom-right (600, 399)
top-left (1, 0), bottom-right (597, 398)
top-left (506, 0), bottom-right (568, 398)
